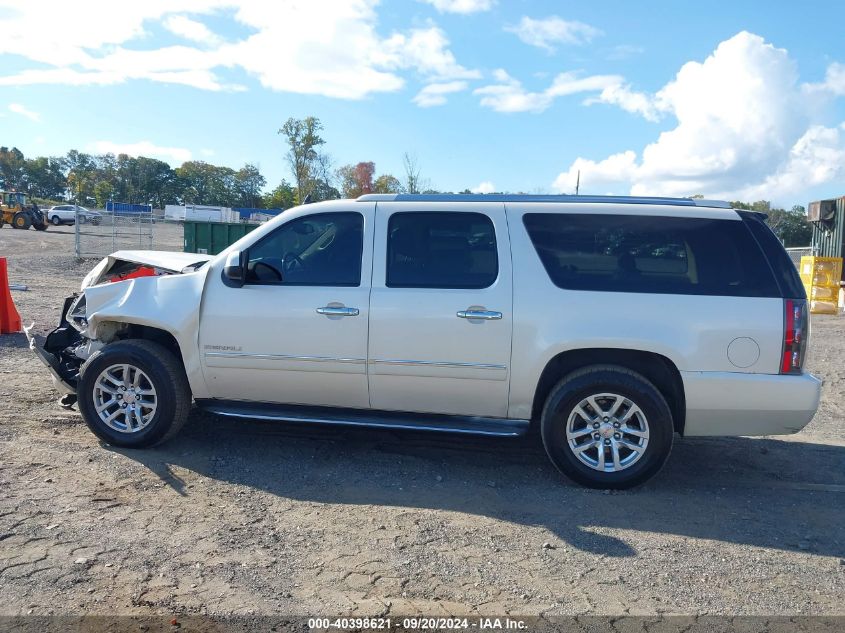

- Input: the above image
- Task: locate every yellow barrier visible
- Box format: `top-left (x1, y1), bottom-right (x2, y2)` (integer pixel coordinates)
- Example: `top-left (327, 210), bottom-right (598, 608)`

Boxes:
top-left (799, 256), bottom-right (843, 315)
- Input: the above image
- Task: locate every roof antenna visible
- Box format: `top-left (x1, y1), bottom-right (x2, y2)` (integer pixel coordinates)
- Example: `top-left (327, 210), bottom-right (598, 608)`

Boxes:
top-left (302, 193), bottom-right (313, 205)
top-left (575, 170), bottom-right (580, 195)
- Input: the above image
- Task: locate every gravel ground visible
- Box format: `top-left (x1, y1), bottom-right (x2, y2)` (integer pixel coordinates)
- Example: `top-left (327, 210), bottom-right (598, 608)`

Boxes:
top-left (1, 225), bottom-right (844, 618)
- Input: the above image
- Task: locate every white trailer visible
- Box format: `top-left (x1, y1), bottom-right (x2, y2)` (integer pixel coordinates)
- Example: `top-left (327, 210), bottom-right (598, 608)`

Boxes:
top-left (164, 205), bottom-right (238, 223)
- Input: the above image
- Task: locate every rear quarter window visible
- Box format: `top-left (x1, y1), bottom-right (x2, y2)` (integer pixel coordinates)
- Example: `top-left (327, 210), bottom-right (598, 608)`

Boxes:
top-left (522, 213), bottom-right (780, 297)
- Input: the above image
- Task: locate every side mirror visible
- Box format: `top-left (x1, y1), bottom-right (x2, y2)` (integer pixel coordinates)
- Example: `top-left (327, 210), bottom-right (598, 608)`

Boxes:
top-left (223, 250), bottom-right (247, 287)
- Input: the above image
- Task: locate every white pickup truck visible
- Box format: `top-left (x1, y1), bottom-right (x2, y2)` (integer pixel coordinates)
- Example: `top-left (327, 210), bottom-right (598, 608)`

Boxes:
top-left (28, 194), bottom-right (821, 488)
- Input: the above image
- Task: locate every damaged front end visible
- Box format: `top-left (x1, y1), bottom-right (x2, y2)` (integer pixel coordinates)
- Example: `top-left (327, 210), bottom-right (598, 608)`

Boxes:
top-left (26, 250), bottom-right (212, 404)
top-left (26, 294), bottom-right (88, 398)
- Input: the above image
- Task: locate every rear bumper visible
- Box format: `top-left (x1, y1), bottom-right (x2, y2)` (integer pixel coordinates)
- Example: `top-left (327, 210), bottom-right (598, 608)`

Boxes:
top-left (24, 324), bottom-right (77, 395)
top-left (682, 370), bottom-right (821, 436)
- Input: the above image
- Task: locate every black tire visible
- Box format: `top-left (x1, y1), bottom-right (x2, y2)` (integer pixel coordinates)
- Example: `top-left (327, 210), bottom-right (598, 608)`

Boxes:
top-left (51, 215), bottom-right (61, 225)
top-left (12, 212), bottom-right (31, 230)
top-left (540, 364), bottom-right (673, 489)
top-left (77, 339), bottom-right (191, 448)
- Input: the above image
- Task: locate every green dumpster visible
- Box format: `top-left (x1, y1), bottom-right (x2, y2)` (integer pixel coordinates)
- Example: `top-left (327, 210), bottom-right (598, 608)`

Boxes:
top-left (183, 221), bottom-right (259, 255)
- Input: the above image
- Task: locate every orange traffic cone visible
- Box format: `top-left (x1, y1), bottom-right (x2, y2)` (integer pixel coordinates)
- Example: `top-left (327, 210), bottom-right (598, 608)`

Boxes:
top-left (0, 257), bottom-right (22, 334)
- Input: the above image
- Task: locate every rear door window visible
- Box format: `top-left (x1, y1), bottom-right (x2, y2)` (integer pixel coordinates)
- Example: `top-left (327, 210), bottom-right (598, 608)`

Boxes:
top-left (386, 212), bottom-right (498, 289)
top-left (522, 213), bottom-right (779, 297)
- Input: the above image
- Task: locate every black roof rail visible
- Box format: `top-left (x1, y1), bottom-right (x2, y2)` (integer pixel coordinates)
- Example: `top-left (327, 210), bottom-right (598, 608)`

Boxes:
top-left (356, 193), bottom-right (733, 209)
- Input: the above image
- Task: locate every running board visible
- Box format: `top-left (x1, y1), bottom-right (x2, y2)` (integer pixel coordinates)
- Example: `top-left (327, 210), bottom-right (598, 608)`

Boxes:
top-left (196, 400), bottom-right (530, 437)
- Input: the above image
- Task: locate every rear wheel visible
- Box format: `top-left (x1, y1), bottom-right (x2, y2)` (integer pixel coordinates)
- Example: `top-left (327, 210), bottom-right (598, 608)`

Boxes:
top-left (12, 212), bottom-right (31, 230)
top-left (77, 339), bottom-right (191, 448)
top-left (541, 364), bottom-right (674, 489)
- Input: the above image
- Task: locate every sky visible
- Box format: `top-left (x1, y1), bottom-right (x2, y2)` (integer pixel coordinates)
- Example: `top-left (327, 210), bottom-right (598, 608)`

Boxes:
top-left (0, 0), bottom-right (844, 208)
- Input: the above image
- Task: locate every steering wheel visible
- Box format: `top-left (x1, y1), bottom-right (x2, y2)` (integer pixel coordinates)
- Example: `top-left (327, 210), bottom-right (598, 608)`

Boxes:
top-left (283, 252), bottom-right (304, 272)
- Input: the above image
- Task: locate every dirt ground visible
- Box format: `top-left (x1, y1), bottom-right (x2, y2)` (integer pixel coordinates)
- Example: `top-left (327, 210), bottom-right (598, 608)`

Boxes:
top-left (1, 225), bottom-right (844, 618)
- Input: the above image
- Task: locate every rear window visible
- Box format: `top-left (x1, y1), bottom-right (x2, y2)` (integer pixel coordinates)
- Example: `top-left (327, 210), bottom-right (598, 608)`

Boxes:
top-left (739, 211), bottom-right (806, 299)
top-left (522, 213), bottom-right (779, 297)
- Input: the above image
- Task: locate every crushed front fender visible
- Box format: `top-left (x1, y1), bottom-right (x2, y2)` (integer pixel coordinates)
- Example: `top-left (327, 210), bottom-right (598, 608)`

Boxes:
top-left (25, 324), bottom-right (77, 395)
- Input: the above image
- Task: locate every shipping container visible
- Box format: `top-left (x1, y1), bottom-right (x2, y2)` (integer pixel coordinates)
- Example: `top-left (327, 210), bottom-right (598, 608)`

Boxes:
top-left (107, 201), bottom-right (152, 215)
top-left (234, 207), bottom-right (284, 221)
top-left (183, 220), bottom-right (259, 255)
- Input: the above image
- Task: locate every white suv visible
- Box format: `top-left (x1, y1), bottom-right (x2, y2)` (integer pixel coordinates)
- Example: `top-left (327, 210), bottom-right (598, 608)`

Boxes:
top-left (46, 204), bottom-right (102, 226)
top-left (28, 194), bottom-right (821, 488)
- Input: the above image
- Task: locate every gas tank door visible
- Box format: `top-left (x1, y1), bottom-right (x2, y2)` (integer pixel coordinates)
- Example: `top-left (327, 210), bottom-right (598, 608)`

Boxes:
top-left (727, 337), bottom-right (761, 369)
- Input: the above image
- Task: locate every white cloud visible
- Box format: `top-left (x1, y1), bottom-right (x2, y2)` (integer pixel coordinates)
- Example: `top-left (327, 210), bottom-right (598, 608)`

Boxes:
top-left (552, 32), bottom-right (845, 201)
top-left (163, 15), bottom-right (222, 46)
top-left (475, 68), bottom-right (649, 115)
top-left (506, 16), bottom-right (601, 52)
top-left (553, 151), bottom-right (639, 194)
top-left (378, 26), bottom-right (480, 81)
top-left (413, 80), bottom-right (468, 107)
top-left (607, 44), bottom-right (644, 61)
top-left (0, 1), bottom-right (478, 99)
top-left (8, 103), bottom-right (40, 121)
top-left (804, 61), bottom-right (845, 96)
top-left (90, 140), bottom-right (192, 164)
top-left (470, 181), bottom-right (496, 194)
top-left (420, 0), bottom-right (494, 14)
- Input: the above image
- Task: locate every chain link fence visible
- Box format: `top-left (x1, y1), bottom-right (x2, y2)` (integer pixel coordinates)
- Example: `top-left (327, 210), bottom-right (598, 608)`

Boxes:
top-left (74, 209), bottom-right (184, 258)
top-left (785, 246), bottom-right (818, 269)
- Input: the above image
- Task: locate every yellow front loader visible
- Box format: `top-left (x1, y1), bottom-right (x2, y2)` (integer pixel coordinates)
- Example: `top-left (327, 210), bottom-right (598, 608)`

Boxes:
top-left (0, 191), bottom-right (48, 230)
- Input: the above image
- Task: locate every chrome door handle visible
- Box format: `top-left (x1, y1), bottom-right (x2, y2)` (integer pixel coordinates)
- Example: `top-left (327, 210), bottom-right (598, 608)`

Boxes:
top-left (457, 310), bottom-right (502, 320)
top-left (316, 306), bottom-right (360, 317)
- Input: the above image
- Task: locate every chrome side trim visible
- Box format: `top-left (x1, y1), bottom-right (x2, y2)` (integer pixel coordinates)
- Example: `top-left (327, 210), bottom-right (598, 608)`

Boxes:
top-left (205, 351), bottom-right (366, 364)
top-left (199, 401), bottom-right (530, 437)
top-left (368, 358), bottom-right (507, 371)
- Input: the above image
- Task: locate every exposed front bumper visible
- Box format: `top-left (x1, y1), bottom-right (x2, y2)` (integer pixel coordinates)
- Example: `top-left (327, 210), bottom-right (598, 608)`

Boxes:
top-left (24, 324), bottom-right (77, 395)
top-left (682, 370), bottom-right (822, 436)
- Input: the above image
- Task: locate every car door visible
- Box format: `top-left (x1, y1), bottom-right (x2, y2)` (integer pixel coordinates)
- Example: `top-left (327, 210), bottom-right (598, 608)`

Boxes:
top-left (199, 204), bottom-right (374, 409)
top-left (367, 202), bottom-right (513, 418)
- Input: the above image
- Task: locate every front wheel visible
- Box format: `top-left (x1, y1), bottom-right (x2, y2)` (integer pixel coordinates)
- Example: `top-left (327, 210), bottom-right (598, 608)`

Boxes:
top-left (77, 339), bottom-right (192, 448)
top-left (12, 212), bottom-right (31, 229)
top-left (541, 364), bottom-right (674, 489)
top-left (51, 215), bottom-right (62, 225)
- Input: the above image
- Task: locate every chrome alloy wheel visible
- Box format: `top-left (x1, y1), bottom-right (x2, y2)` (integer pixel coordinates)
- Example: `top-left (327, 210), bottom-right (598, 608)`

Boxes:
top-left (566, 392), bottom-right (650, 472)
top-left (92, 363), bottom-right (158, 433)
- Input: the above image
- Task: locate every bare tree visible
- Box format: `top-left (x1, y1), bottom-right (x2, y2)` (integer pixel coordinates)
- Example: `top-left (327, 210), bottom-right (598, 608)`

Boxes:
top-left (402, 152), bottom-right (422, 194)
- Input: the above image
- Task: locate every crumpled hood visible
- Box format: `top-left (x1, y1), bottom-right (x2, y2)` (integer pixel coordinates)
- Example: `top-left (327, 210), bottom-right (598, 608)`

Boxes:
top-left (81, 250), bottom-right (213, 290)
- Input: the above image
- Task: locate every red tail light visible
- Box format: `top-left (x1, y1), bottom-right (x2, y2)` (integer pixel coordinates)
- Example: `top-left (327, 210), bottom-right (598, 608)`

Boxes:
top-left (781, 299), bottom-right (808, 374)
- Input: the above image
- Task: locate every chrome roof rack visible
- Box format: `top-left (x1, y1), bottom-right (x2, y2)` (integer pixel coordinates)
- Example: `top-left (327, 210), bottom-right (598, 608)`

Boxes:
top-left (356, 193), bottom-right (732, 209)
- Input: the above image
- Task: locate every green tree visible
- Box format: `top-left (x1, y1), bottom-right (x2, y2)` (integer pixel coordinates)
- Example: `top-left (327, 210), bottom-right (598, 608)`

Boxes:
top-left (233, 163), bottom-right (267, 208)
top-left (278, 116), bottom-right (325, 203)
top-left (262, 180), bottom-right (297, 209)
top-left (64, 150), bottom-right (97, 204)
top-left (731, 200), bottom-right (812, 247)
top-left (23, 156), bottom-right (66, 199)
top-left (93, 181), bottom-right (114, 208)
top-left (176, 161), bottom-right (237, 205)
top-left (0, 147), bottom-right (25, 190)
top-left (373, 173), bottom-right (404, 194)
